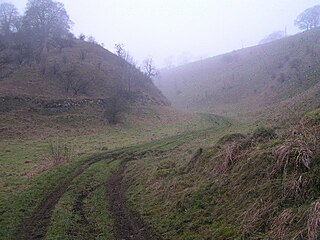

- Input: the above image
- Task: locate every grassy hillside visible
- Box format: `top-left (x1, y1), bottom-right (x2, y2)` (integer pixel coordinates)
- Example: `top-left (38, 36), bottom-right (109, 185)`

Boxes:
top-left (158, 28), bottom-right (320, 124)
top-left (125, 108), bottom-right (320, 239)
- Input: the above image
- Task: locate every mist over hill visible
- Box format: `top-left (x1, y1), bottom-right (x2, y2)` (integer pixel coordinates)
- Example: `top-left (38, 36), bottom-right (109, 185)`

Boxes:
top-left (158, 28), bottom-right (320, 124)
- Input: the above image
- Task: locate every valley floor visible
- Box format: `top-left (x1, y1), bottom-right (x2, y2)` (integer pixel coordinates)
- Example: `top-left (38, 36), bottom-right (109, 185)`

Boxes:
top-left (1, 108), bottom-right (319, 239)
top-left (0, 112), bottom-right (235, 239)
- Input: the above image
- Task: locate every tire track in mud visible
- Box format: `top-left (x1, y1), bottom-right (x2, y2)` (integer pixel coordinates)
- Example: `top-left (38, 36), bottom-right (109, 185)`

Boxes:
top-left (106, 154), bottom-right (163, 240)
top-left (68, 184), bottom-right (102, 239)
top-left (14, 150), bottom-right (125, 240)
top-left (14, 126), bottom-right (214, 240)
top-left (14, 148), bottom-right (164, 240)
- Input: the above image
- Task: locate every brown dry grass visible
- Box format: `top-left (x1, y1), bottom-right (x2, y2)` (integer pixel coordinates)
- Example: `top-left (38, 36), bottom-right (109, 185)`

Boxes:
top-left (222, 141), bottom-right (242, 170)
top-left (240, 197), bottom-right (283, 239)
top-left (274, 120), bottom-right (319, 177)
top-left (123, 110), bottom-right (320, 239)
top-left (308, 200), bottom-right (320, 240)
top-left (270, 209), bottom-right (294, 240)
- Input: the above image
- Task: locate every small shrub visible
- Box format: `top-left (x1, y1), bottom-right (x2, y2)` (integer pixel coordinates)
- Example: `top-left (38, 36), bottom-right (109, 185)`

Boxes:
top-left (48, 138), bottom-right (73, 164)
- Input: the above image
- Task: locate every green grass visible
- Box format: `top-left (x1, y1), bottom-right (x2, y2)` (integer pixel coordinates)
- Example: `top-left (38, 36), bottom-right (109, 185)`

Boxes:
top-left (0, 142), bottom-right (90, 238)
top-left (0, 111), bottom-right (231, 239)
top-left (3, 107), bottom-right (314, 239)
top-left (124, 114), bottom-right (320, 239)
top-left (46, 159), bottom-right (120, 240)
top-left (124, 122), bottom-right (247, 239)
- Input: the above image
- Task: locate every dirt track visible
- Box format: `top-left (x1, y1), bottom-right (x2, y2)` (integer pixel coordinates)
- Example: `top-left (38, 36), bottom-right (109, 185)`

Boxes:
top-left (14, 148), bottom-right (161, 240)
top-left (106, 160), bottom-right (162, 240)
top-left (14, 150), bottom-right (120, 240)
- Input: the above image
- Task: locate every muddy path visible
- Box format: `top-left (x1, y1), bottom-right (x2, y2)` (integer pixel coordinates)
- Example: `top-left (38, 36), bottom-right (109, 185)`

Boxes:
top-left (106, 155), bottom-right (163, 240)
top-left (14, 150), bottom-right (125, 240)
top-left (14, 147), bottom-right (165, 240)
top-left (68, 184), bottom-right (102, 239)
top-left (13, 125), bottom-right (214, 240)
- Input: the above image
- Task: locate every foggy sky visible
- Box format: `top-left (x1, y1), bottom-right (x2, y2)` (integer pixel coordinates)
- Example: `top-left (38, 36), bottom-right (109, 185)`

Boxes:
top-left (6, 0), bottom-right (320, 67)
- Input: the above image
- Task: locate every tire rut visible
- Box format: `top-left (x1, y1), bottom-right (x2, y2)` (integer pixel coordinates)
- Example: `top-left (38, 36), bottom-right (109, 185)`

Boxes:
top-left (68, 184), bottom-right (102, 239)
top-left (14, 136), bottom-right (183, 240)
top-left (106, 153), bottom-right (163, 240)
top-left (14, 150), bottom-right (124, 240)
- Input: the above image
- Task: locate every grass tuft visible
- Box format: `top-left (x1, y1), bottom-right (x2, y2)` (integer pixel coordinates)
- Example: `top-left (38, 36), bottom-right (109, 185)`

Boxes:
top-left (308, 200), bottom-right (320, 240)
top-left (48, 138), bottom-right (74, 165)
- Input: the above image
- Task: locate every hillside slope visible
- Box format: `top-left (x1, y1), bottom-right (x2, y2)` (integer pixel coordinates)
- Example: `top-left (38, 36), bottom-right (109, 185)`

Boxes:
top-left (0, 39), bottom-right (168, 105)
top-left (0, 38), bottom-right (173, 139)
top-left (158, 28), bottom-right (320, 124)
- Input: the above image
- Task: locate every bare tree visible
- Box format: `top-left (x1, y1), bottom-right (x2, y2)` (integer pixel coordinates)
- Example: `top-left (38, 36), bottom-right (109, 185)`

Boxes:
top-left (295, 5), bottom-right (320, 31)
top-left (0, 2), bottom-right (20, 36)
top-left (22, 0), bottom-right (72, 54)
top-left (142, 57), bottom-right (158, 78)
top-left (57, 65), bottom-right (91, 96)
top-left (70, 76), bottom-right (91, 96)
top-left (114, 43), bottom-right (139, 96)
top-left (102, 85), bottom-right (128, 124)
